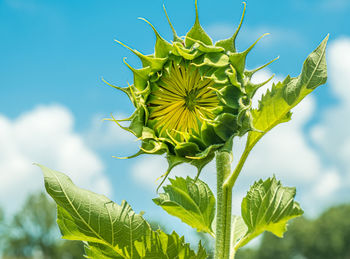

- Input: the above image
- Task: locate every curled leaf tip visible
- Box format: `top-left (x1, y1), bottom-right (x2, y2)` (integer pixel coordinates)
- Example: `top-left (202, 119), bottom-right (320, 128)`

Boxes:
top-left (112, 149), bottom-right (144, 160)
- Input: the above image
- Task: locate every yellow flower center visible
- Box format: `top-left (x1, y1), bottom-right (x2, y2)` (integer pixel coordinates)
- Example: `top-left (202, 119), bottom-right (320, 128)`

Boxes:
top-left (147, 62), bottom-right (219, 140)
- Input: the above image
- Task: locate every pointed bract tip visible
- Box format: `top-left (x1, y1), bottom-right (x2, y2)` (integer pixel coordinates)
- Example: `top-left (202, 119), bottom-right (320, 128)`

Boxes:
top-left (112, 156), bottom-right (128, 160)
top-left (138, 17), bottom-right (164, 40)
top-left (101, 78), bottom-right (132, 97)
top-left (323, 34), bottom-right (330, 44)
top-left (137, 17), bottom-right (151, 26)
top-left (163, 4), bottom-right (179, 41)
top-left (122, 58), bottom-right (134, 71)
top-left (114, 39), bottom-right (127, 48)
top-left (245, 33), bottom-right (270, 53)
top-left (227, 0), bottom-right (247, 52)
top-left (195, 0), bottom-right (199, 22)
top-left (115, 40), bottom-right (138, 55)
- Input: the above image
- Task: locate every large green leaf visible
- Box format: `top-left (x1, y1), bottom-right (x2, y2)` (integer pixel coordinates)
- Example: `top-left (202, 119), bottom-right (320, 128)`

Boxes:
top-left (234, 177), bottom-right (303, 251)
top-left (37, 164), bottom-right (206, 259)
top-left (85, 243), bottom-right (124, 259)
top-left (153, 176), bottom-right (215, 236)
top-left (246, 35), bottom-right (328, 153)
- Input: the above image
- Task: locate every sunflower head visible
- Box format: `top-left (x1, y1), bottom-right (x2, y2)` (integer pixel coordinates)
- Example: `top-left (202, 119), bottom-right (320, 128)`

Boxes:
top-left (106, 1), bottom-right (276, 182)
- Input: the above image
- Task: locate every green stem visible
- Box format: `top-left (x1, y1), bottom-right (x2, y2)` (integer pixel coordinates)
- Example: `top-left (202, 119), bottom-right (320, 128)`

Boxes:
top-left (225, 139), bottom-right (255, 189)
top-left (215, 150), bottom-right (232, 259)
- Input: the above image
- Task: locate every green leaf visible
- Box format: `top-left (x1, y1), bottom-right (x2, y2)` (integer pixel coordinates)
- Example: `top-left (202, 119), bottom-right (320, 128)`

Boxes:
top-left (231, 216), bottom-right (248, 246)
top-left (246, 35), bottom-right (328, 153)
top-left (234, 177), bottom-right (303, 251)
top-left (85, 243), bottom-right (124, 259)
top-left (86, 231), bottom-right (208, 259)
top-left (153, 176), bottom-right (216, 236)
top-left (134, 230), bottom-right (208, 259)
top-left (38, 164), bottom-right (148, 254)
top-left (37, 164), bottom-right (206, 259)
top-left (283, 34), bottom-right (328, 105)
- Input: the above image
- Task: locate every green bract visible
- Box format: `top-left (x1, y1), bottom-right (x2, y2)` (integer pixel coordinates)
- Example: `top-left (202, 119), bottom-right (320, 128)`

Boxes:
top-left (108, 1), bottom-right (276, 182)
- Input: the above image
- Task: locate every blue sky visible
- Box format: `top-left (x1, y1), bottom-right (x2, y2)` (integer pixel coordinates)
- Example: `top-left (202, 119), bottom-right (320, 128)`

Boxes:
top-left (1, 0), bottom-right (350, 247)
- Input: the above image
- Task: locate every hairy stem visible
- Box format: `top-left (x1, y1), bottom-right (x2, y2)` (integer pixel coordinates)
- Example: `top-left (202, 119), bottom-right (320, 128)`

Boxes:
top-left (215, 150), bottom-right (232, 259)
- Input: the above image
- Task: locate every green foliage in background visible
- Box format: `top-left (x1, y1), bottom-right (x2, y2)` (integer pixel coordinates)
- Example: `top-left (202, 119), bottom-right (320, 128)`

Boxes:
top-left (236, 204), bottom-right (350, 259)
top-left (0, 192), bottom-right (84, 259)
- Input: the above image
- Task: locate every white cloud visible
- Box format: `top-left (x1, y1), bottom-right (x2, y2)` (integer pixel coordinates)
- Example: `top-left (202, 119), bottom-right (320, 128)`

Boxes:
top-left (131, 156), bottom-right (169, 189)
top-left (328, 37), bottom-right (350, 103)
top-left (312, 169), bottom-right (341, 198)
top-left (241, 69), bottom-right (343, 214)
top-left (85, 113), bottom-right (137, 151)
top-left (310, 36), bottom-right (350, 193)
top-left (0, 104), bottom-right (112, 214)
top-left (243, 92), bottom-right (324, 184)
top-left (244, 70), bottom-right (325, 185)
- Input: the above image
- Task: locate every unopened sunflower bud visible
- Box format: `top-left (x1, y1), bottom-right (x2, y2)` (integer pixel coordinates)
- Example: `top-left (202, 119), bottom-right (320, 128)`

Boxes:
top-left (107, 1), bottom-right (277, 183)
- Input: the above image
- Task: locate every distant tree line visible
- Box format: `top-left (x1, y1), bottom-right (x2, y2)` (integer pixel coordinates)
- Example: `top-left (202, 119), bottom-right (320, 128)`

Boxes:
top-left (0, 193), bottom-right (83, 259)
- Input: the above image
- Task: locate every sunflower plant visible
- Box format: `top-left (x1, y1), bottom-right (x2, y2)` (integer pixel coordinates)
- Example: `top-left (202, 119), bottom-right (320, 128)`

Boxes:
top-left (37, 1), bottom-right (328, 258)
